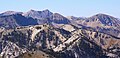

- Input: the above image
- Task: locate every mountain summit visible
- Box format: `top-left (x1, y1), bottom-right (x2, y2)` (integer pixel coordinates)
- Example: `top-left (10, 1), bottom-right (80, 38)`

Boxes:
top-left (0, 11), bottom-right (23, 16)
top-left (89, 13), bottom-right (120, 26)
top-left (23, 9), bottom-right (53, 19)
top-left (0, 10), bottom-right (119, 37)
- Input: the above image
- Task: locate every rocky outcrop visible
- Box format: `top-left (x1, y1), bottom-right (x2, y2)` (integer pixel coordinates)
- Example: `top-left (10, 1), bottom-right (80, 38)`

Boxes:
top-left (0, 24), bottom-right (119, 58)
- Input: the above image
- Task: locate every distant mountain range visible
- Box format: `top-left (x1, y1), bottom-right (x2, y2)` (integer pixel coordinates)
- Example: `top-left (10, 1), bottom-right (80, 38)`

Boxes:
top-left (0, 9), bottom-right (120, 58)
top-left (0, 9), bottom-right (120, 37)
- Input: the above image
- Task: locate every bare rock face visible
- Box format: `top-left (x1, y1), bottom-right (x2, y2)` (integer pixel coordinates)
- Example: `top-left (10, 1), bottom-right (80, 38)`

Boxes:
top-left (0, 9), bottom-right (120, 58)
top-left (0, 24), bottom-right (119, 58)
top-left (0, 41), bottom-right (27, 58)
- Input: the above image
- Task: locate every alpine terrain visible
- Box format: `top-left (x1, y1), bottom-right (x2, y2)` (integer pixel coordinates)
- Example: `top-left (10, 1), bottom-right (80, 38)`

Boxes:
top-left (0, 9), bottom-right (120, 58)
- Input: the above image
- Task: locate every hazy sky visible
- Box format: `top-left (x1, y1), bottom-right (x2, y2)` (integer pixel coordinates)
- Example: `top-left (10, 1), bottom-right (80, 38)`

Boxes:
top-left (0, 0), bottom-right (120, 18)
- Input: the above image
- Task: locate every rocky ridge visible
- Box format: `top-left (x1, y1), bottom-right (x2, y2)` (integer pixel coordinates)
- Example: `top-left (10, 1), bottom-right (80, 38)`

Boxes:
top-left (0, 9), bottom-right (120, 58)
top-left (0, 24), bottom-right (119, 58)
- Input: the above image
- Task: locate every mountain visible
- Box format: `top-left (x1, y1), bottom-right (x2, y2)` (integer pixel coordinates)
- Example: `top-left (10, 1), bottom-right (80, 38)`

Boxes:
top-left (50, 13), bottom-right (70, 24)
top-left (23, 9), bottom-right (53, 19)
top-left (0, 14), bottom-right (38, 29)
top-left (68, 14), bottom-right (120, 37)
top-left (86, 14), bottom-right (120, 37)
top-left (0, 9), bottom-right (71, 28)
top-left (0, 9), bottom-right (120, 58)
top-left (23, 9), bottom-right (70, 24)
top-left (68, 13), bottom-right (120, 29)
top-left (0, 11), bottom-right (23, 16)
top-left (0, 9), bottom-right (119, 37)
top-left (86, 14), bottom-right (120, 28)
top-left (0, 24), bottom-right (120, 58)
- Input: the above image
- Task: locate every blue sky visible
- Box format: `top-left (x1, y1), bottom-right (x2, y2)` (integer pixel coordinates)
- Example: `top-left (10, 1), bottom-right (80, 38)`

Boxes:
top-left (0, 0), bottom-right (120, 18)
